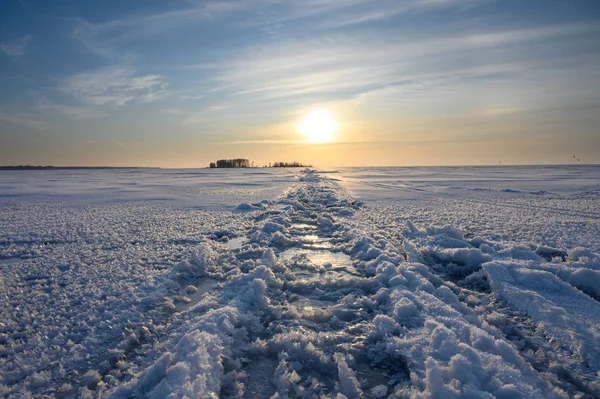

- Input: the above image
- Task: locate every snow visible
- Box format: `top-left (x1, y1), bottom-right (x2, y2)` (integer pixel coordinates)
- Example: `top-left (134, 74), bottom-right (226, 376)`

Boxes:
top-left (484, 261), bottom-right (600, 369)
top-left (0, 168), bottom-right (297, 209)
top-left (1, 166), bottom-right (599, 398)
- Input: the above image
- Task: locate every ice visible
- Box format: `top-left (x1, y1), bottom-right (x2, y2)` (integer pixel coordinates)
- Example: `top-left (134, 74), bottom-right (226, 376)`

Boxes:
top-left (0, 168), bottom-right (296, 209)
top-left (1, 166), bottom-right (599, 397)
top-left (484, 261), bottom-right (600, 369)
top-left (370, 384), bottom-right (387, 397)
top-left (325, 165), bottom-right (600, 199)
top-left (175, 278), bottom-right (217, 312)
top-left (280, 249), bottom-right (357, 278)
top-left (290, 223), bottom-right (318, 230)
top-left (225, 236), bottom-right (248, 250)
top-left (327, 165), bottom-right (600, 253)
top-left (333, 353), bottom-right (363, 398)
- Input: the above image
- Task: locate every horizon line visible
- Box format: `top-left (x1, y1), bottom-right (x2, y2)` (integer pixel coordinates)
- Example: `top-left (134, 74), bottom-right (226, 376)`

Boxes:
top-left (1, 163), bottom-right (598, 170)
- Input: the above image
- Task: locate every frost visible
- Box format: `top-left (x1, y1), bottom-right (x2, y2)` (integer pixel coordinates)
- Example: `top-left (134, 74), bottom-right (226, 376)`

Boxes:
top-left (81, 370), bottom-right (101, 388)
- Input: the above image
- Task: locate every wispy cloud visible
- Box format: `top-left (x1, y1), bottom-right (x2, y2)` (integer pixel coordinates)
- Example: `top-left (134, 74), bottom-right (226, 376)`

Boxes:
top-left (71, 0), bottom-right (486, 58)
top-left (0, 111), bottom-right (50, 131)
top-left (241, 0), bottom-right (489, 32)
top-left (1, 35), bottom-right (32, 58)
top-left (35, 102), bottom-right (109, 120)
top-left (182, 105), bottom-right (227, 126)
top-left (71, 1), bottom-right (265, 57)
top-left (59, 67), bottom-right (167, 107)
top-left (204, 23), bottom-right (598, 103)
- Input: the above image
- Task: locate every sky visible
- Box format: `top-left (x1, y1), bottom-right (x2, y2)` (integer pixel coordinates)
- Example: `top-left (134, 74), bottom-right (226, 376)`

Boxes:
top-left (0, 0), bottom-right (599, 167)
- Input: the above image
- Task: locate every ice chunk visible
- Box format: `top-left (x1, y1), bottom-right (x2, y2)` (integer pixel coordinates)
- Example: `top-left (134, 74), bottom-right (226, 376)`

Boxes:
top-left (333, 353), bottom-right (363, 399)
top-left (370, 384), bottom-right (387, 397)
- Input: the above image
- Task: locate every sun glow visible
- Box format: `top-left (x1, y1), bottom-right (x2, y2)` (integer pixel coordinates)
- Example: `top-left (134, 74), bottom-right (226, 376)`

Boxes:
top-left (298, 110), bottom-right (338, 143)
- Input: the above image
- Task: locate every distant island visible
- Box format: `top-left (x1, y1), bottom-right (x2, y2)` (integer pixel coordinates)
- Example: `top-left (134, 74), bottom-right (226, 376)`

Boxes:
top-left (209, 159), bottom-right (251, 168)
top-left (0, 165), bottom-right (154, 170)
top-left (209, 159), bottom-right (311, 168)
top-left (270, 161), bottom-right (312, 168)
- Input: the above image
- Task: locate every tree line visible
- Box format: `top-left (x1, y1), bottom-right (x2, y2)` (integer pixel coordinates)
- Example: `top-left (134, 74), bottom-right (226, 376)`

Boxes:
top-left (271, 161), bottom-right (311, 167)
top-left (208, 159), bottom-right (311, 168)
top-left (209, 159), bottom-right (251, 168)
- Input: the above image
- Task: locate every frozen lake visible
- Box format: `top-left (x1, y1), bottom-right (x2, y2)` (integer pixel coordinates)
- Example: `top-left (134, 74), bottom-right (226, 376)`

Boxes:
top-left (1, 166), bottom-right (599, 398)
top-left (328, 165), bottom-right (600, 253)
top-left (326, 164), bottom-right (600, 198)
top-left (0, 168), bottom-right (298, 209)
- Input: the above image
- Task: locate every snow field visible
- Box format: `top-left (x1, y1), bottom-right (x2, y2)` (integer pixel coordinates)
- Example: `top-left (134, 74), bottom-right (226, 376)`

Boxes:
top-left (0, 168), bottom-right (296, 397)
top-left (0, 204), bottom-right (255, 397)
top-left (1, 167), bottom-right (599, 398)
top-left (103, 170), bottom-right (599, 398)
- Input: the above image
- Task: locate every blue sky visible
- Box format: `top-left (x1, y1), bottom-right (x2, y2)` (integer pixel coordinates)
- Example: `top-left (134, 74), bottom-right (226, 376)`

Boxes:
top-left (1, 0), bottom-right (599, 167)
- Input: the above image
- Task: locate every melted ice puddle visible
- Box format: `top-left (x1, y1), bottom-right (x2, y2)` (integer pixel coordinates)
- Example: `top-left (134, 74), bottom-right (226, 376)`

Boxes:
top-left (354, 362), bottom-right (392, 398)
top-left (280, 249), bottom-right (359, 277)
top-left (291, 296), bottom-right (336, 322)
top-left (225, 236), bottom-right (247, 250)
top-left (176, 278), bottom-right (217, 311)
top-left (290, 223), bottom-right (317, 230)
top-left (297, 234), bottom-right (333, 250)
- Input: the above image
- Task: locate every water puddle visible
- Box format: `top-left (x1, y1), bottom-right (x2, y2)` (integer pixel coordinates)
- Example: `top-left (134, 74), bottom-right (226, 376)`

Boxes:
top-left (281, 249), bottom-right (359, 278)
top-left (300, 234), bottom-right (323, 242)
top-left (354, 363), bottom-right (392, 398)
top-left (225, 237), bottom-right (247, 250)
top-left (299, 235), bottom-right (333, 250)
top-left (303, 242), bottom-right (333, 250)
top-left (293, 268), bottom-right (324, 278)
top-left (290, 223), bottom-right (317, 230)
top-left (289, 293), bottom-right (366, 325)
top-left (295, 304), bottom-right (334, 322)
top-left (290, 295), bottom-right (336, 322)
top-left (176, 278), bottom-right (217, 311)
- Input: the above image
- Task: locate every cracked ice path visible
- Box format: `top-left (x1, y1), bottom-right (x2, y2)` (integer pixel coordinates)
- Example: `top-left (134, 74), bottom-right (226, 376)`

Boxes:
top-left (106, 170), bottom-right (594, 399)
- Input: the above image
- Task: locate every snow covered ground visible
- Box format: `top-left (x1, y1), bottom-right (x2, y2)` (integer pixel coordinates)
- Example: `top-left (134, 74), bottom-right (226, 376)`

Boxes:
top-left (1, 166), bottom-right (599, 398)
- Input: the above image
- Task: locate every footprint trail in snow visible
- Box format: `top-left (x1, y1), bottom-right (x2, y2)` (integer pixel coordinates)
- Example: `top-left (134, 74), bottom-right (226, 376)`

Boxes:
top-left (106, 170), bottom-right (600, 398)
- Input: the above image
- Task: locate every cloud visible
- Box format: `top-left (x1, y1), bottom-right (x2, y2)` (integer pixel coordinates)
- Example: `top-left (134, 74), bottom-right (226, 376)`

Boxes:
top-left (178, 94), bottom-right (205, 100)
top-left (138, 89), bottom-right (169, 103)
top-left (239, 0), bottom-right (489, 32)
top-left (72, 1), bottom-right (265, 57)
top-left (59, 67), bottom-right (167, 107)
top-left (181, 105), bottom-right (227, 126)
top-left (35, 102), bottom-right (109, 120)
top-left (160, 108), bottom-right (184, 115)
top-left (0, 111), bottom-right (50, 131)
top-left (1, 35), bottom-right (32, 58)
top-left (203, 23), bottom-right (598, 103)
top-left (71, 0), bottom-right (486, 58)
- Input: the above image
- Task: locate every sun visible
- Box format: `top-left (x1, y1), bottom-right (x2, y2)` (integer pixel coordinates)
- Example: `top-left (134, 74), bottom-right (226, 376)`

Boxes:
top-left (298, 110), bottom-right (338, 143)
